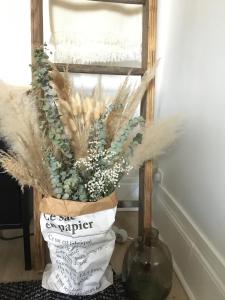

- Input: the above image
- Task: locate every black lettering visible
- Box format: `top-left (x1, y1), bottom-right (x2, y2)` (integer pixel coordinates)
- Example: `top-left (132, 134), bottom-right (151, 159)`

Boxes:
top-left (65, 224), bottom-right (71, 232)
top-left (44, 214), bottom-right (49, 221)
top-left (58, 225), bottom-right (64, 232)
top-left (78, 221), bottom-right (82, 230)
top-left (50, 215), bottom-right (56, 221)
top-left (72, 224), bottom-right (78, 234)
top-left (83, 222), bottom-right (89, 229)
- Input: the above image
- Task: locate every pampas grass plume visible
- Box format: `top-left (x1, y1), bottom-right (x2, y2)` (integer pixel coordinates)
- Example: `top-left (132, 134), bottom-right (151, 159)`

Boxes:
top-left (130, 115), bottom-right (183, 169)
top-left (0, 81), bottom-right (52, 195)
top-left (107, 67), bottom-right (156, 142)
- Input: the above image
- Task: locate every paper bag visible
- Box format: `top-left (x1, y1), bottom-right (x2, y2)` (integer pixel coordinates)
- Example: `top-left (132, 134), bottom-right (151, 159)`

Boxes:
top-left (40, 193), bottom-right (117, 296)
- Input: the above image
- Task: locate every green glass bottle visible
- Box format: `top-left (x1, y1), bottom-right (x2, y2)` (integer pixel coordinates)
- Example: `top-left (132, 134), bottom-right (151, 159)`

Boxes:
top-left (122, 228), bottom-right (173, 300)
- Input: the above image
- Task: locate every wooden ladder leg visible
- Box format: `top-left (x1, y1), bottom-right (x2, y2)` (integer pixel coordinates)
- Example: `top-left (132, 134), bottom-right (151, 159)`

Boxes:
top-left (31, 0), bottom-right (46, 272)
top-left (139, 0), bottom-right (157, 234)
top-left (21, 187), bottom-right (32, 270)
top-left (33, 190), bottom-right (46, 272)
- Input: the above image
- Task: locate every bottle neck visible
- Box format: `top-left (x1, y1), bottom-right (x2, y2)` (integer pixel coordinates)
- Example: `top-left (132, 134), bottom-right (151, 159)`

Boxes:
top-left (141, 227), bottom-right (159, 247)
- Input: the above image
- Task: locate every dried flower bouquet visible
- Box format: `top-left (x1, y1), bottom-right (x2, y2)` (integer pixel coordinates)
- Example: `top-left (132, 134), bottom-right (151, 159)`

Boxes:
top-left (0, 46), bottom-right (183, 296)
top-left (0, 46), bottom-right (180, 202)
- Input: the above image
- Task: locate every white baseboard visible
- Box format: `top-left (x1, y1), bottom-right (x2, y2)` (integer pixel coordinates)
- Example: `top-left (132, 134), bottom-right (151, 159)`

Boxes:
top-left (172, 260), bottom-right (197, 300)
top-left (153, 184), bottom-right (225, 300)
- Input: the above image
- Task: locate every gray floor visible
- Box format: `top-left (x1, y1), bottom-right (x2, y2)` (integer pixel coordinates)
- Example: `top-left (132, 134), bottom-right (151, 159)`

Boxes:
top-left (0, 212), bottom-right (189, 299)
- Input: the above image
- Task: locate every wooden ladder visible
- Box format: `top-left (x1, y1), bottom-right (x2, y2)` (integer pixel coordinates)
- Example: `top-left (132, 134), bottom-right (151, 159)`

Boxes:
top-left (31, 0), bottom-right (157, 272)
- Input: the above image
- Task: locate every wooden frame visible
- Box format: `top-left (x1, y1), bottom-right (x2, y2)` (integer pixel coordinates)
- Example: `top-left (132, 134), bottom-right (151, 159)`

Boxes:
top-left (31, 0), bottom-right (157, 271)
top-left (56, 63), bottom-right (145, 76)
top-left (90, 0), bottom-right (145, 4)
top-left (31, 0), bottom-right (46, 272)
top-left (139, 0), bottom-right (157, 233)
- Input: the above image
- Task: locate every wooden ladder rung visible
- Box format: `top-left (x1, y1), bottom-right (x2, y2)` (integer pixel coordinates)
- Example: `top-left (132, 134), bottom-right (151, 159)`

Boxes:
top-left (118, 200), bottom-right (139, 208)
top-left (56, 63), bottom-right (145, 76)
top-left (89, 0), bottom-right (145, 4)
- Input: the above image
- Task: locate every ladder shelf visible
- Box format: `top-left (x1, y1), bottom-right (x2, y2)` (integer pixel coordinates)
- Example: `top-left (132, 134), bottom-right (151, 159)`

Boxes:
top-left (31, 0), bottom-right (157, 271)
top-left (56, 63), bottom-right (144, 76)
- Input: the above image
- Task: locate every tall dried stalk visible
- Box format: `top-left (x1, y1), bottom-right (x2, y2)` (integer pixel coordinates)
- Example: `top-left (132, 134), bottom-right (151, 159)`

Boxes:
top-left (106, 67), bottom-right (156, 143)
top-left (51, 66), bottom-right (72, 102)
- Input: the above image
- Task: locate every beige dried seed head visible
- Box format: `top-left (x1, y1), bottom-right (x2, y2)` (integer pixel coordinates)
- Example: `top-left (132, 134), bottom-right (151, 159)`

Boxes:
top-left (59, 100), bottom-right (71, 114)
top-left (68, 118), bottom-right (77, 133)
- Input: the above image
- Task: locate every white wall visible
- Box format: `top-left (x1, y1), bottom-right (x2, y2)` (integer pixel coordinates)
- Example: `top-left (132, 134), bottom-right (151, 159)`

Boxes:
top-left (0, 0), bottom-right (31, 85)
top-left (154, 0), bottom-right (225, 299)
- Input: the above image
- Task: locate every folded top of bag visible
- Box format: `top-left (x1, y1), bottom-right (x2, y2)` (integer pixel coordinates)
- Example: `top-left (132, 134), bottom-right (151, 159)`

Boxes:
top-left (39, 192), bottom-right (117, 217)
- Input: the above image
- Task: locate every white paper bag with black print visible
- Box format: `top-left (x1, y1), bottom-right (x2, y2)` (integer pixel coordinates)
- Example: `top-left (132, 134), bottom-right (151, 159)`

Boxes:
top-left (39, 193), bottom-right (117, 296)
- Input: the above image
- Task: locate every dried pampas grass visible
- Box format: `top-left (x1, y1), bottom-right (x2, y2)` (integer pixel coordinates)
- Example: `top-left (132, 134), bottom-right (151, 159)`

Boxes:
top-left (0, 81), bottom-right (52, 194)
top-left (0, 151), bottom-right (49, 195)
top-left (129, 116), bottom-right (183, 169)
top-left (58, 93), bottom-right (105, 158)
top-left (51, 67), bottom-right (72, 103)
top-left (0, 46), bottom-right (182, 201)
top-left (106, 67), bottom-right (156, 143)
top-left (51, 65), bottom-right (156, 158)
top-left (106, 74), bottom-right (131, 142)
top-left (0, 152), bottom-right (34, 188)
top-left (51, 69), bottom-right (106, 158)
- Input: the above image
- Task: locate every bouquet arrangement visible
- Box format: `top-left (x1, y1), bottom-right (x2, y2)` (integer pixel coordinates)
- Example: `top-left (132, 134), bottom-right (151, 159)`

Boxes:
top-left (0, 46), bottom-right (181, 295)
top-left (0, 46), bottom-right (180, 202)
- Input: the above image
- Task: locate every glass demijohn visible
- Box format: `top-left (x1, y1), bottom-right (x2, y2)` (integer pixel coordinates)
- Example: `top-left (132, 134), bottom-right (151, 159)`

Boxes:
top-left (122, 227), bottom-right (173, 300)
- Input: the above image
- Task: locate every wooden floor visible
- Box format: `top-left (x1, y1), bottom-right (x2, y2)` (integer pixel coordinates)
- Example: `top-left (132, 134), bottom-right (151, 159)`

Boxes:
top-left (0, 212), bottom-right (189, 299)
